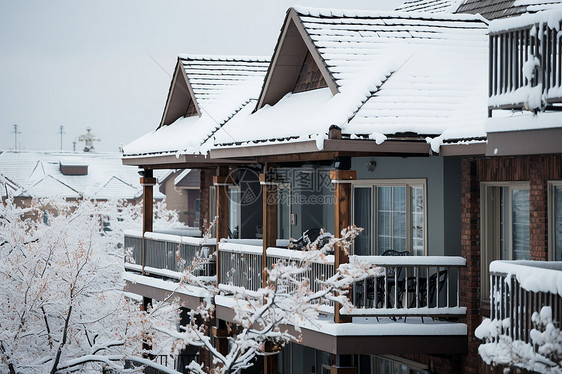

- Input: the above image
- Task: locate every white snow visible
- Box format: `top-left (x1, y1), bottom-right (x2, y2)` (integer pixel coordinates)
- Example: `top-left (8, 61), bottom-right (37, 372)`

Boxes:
top-left (215, 295), bottom-right (467, 336)
top-left (486, 110), bottom-right (562, 133)
top-left (490, 260), bottom-right (562, 297)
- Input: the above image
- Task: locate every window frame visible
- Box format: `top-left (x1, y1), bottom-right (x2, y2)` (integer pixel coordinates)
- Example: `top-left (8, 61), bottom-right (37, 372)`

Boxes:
top-left (351, 179), bottom-right (427, 256)
top-left (480, 181), bottom-right (530, 300)
top-left (548, 180), bottom-right (562, 261)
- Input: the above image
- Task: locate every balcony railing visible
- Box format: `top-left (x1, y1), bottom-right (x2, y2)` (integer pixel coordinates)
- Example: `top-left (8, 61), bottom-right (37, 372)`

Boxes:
top-left (489, 10), bottom-right (562, 111)
top-left (218, 243), bottom-right (466, 319)
top-left (123, 230), bottom-right (216, 277)
top-left (489, 260), bottom-right (562, 346)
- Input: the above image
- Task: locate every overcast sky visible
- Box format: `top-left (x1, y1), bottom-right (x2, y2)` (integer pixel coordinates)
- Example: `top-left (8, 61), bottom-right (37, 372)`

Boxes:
top-left (0, 0), bottom-right (402, 153)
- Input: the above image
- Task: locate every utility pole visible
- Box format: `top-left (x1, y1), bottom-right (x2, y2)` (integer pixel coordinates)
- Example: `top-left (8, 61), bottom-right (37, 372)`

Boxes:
top-left (58, 125), bottom-right (65, 150)
top-left (12, 124), bottom-right (21, 150)
top-left (73, 141), bottom-right (76, 152)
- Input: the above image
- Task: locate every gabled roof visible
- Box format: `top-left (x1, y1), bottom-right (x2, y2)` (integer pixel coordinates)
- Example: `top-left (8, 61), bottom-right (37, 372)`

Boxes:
top-left (395, 0), bottom-right (455, 13)
top-left (92, 176), bottom-right (138, 200)
top-left (22, 175), bottom-right (82, 199)
top-left (208, 7), bottom-right (488, 152)
top-left (454, 0), bottom-right (562, 20)
top-left (123, 55), bottom-right (269, 157)
top-left (0, 150), bottom-right (167, 199)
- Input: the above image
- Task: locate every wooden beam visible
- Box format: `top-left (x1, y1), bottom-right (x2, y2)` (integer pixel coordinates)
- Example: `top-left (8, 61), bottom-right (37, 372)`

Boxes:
top-left (261, 164), bottom-right (278, 288)
top-left (331, 169), bottom-right (356, 323)
top-left (215, 166), bottom-right (231, 281)
top-left (141, 173), bottom-right (156, 273)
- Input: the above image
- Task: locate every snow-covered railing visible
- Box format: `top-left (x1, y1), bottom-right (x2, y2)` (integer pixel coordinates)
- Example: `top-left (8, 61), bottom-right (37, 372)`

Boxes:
top-left (123, 230), bottom-right (216, 276)
top-left (218, 242), bottom-right (264, 291)
top-left (489, 10), bottom-right (562, 111)
top-left (218, 242), bottom-right (466, 318)
top-left (347, 256), bottom-right (466, 318)
top-left (488, 261), bottom-right (562, 345)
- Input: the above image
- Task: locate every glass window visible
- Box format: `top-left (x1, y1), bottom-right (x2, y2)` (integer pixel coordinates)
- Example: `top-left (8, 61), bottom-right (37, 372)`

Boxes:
top-left (511, 189), bottom-right (530, 260)
top-left (552, 185), bottom-right (562, 261)
top-left (228, 187), bottom-right (240, 239)
top-left (482, 184), bottom-right (530, 299)
top-left (377, 186), bottom-right (407, 252)
top-left (353, 181), bottom-right (426, 256)
top-left (372, 356), bottom-right (428, 374)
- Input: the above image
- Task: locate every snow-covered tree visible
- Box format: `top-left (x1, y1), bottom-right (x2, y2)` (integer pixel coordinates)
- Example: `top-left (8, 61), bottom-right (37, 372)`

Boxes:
top-left (0, 196), bottom-right (179, 373)
top-left (157, 226), bottom-right (381, 374)
top-left (476, 306), bottom-right (562, 373)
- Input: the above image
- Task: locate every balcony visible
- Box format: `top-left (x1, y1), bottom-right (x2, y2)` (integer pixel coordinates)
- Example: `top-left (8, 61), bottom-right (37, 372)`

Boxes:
top-left (489, 10), bottom-right (562, 111)
top-left (488, 260), bottom-right (562, 343)
top-left (123, 232), bottom-right (468, 354)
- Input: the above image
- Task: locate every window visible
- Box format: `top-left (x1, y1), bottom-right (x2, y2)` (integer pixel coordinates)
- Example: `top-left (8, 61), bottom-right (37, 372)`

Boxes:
top-left (352, 180), bottom-right (426, 256)
top-left (481, 183), bottom-right (530, 299)
top-left (549, 182), bottom-right (562, 261)
top-left (371, 355), bottom-right (428, 374)
top-left (228, 186), bottom-right (241, 239)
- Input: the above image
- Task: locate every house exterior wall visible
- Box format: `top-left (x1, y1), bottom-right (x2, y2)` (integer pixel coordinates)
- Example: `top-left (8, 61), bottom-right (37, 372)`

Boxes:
top-left (460, 154), bottom-right (562, 373)
top-left (352, 156), bottom-right (462, 257)
top-left (161, 172), bottom-right (190, 225)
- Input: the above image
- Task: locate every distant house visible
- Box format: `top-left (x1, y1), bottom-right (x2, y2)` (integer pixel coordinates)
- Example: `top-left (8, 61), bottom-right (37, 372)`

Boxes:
top-left (158, 169), bottom-right (201, 227)
top-left (0, 150), bottom-right (165, 203)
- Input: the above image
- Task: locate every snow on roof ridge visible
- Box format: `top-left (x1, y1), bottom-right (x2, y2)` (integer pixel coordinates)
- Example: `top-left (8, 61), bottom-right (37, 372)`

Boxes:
top-left (489, 7), bottom-right (562, 33)
top-left (178, 54), bottom-right (270, 63)
top-left (291, 4), bottom-right (488, 23)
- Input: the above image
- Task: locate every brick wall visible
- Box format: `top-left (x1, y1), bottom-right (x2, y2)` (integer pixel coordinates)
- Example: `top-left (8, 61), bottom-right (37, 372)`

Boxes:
top-left (460, 158), bottom-right (483, 374)
top-left (460, 155), bottom-right (562, 373)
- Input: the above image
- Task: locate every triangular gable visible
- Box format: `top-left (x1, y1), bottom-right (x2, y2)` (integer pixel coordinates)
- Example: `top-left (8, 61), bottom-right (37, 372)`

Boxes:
top-left (92, 176), bottom-right (138, 199)
top-left (256, 8), bottom-right (338, 110)
top-left (159, 59), bottom-right (201, 128)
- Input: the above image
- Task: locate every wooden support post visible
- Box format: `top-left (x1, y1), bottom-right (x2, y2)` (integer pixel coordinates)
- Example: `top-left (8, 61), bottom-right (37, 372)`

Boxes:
top-left (330, 354), bottom-right (357, 374)
top-left (330, 169), bottom-right (356, 323)
top-left (212, 320), bottom-right (229, 358)
top-left (140, 170), bottom-right (156, 273)
top-left (213, 166), bottom-right (232, 283)
top-left (260, 164), bottom-right (278, 288)
top-left (261, 164), bottom-right (279, 374)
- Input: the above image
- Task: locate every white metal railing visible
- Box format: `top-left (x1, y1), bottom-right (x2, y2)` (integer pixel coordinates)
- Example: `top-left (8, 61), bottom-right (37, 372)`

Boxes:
top-left (347, 256), bottom-right (466, 318)
top-left (489, 9), bottom-right (562, 111)
top-left (218, 242), bottom-right (466, 318)
top-left (489, 260), bottom-right (562, 345)
top-left (123, 230), bottom-right (216, 277)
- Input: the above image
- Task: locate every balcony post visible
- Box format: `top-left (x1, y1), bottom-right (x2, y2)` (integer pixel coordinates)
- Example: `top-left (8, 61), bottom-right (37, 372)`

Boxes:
top-left (330, 169), bottom-right (356, 323)
top-left (260, 164), bottom-right (278, 374)
top-left (140, 169), bottom-right (156, 272)
top-left (260, 163), bottom-right (278, 287)
top-left (331, 354), bottom-right (357, 374)
top-left (139, 169), bottom-right (156, 357)
top-left (213, 166), bottom-right (232, 282)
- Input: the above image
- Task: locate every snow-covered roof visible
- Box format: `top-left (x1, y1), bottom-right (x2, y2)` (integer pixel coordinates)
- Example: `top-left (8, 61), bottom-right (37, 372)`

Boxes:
top-left (454, 0), bottom-right (562, 20)
top-left (123, 55), bottom-right (270, 157)
top-left (0, 150), bottom-right (166, 200)
top-left (396, 0), bottom-right (456, 13)
top-left (208, 7), bottom-right (489, 151)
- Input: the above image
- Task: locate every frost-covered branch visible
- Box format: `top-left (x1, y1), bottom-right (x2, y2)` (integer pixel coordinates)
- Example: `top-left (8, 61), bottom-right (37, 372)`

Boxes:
top-left (161, 225), bottom-right (380, 374)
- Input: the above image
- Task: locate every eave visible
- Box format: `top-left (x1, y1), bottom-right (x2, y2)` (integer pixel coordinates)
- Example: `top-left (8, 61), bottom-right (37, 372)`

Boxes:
top-left (209, 139), bottom-right (433, 161)
top-left (122, 153), bottom-right (256, 169)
